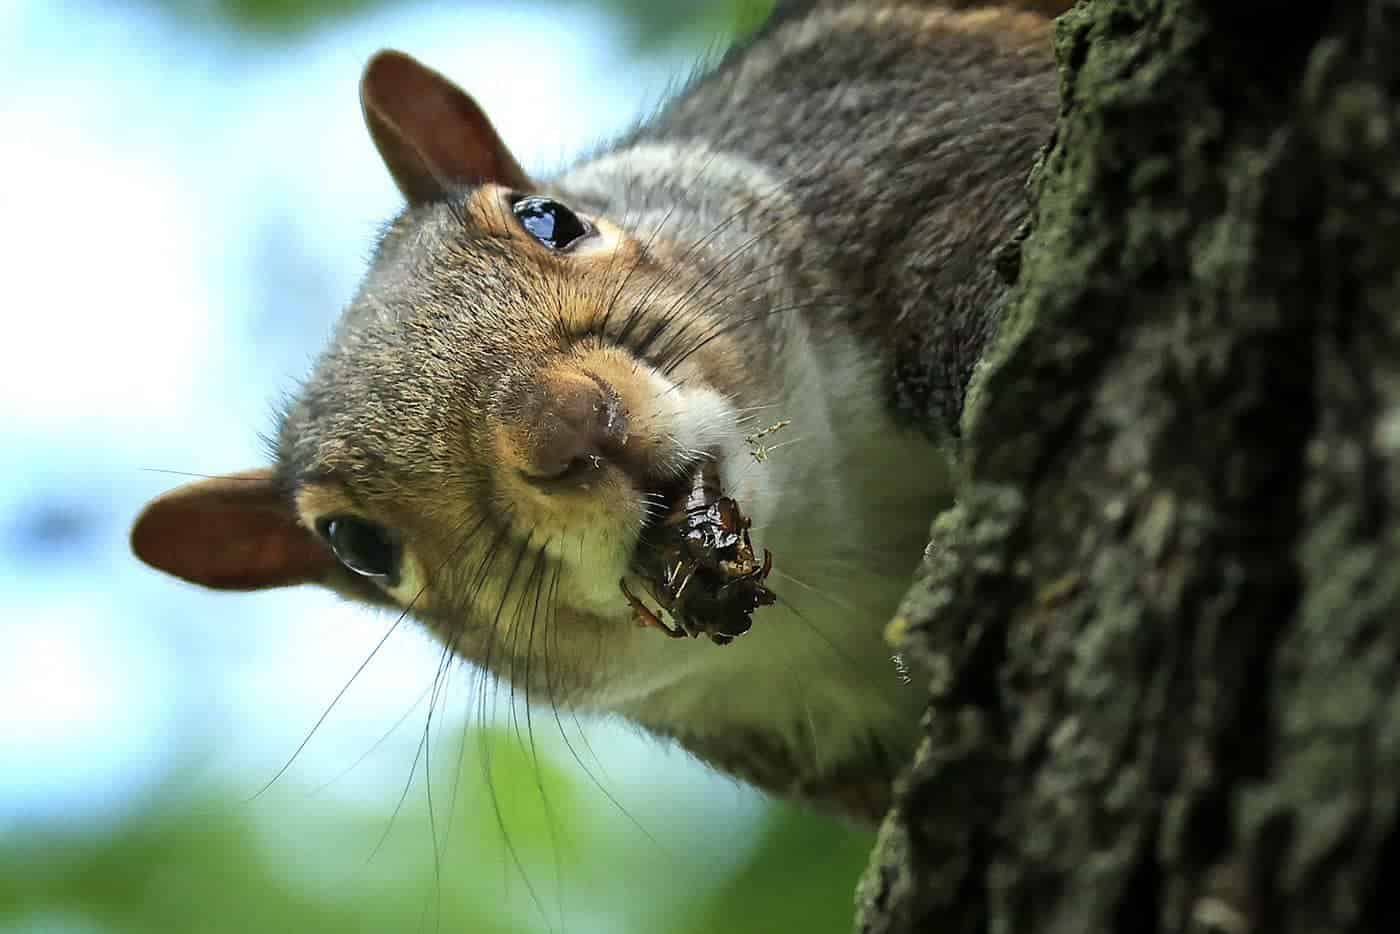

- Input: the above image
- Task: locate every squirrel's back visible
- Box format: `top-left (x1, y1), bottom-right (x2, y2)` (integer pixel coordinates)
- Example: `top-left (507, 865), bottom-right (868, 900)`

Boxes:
top-left (587, 0), bottom-right (1060, 434)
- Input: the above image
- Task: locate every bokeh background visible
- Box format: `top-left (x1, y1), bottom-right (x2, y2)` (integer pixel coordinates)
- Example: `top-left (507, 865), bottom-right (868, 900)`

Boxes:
top-left (0, 1), bottom-right (875, 931)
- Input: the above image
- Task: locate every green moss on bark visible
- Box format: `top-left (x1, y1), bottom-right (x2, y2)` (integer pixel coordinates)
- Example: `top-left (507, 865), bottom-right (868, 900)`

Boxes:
top-left (859, 1), bottom-right (1400, 931)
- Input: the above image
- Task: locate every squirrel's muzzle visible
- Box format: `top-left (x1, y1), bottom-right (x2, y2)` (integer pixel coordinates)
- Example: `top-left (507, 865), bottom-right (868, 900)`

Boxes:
top-left (501, 368), bottom-right (632, 489)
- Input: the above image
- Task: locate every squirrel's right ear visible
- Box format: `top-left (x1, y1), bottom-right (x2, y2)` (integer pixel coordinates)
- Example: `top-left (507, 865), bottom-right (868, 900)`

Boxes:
top-left (360, 50), bottom-right (531, 205)
top-left (130, 469), bottom-right (337, 591)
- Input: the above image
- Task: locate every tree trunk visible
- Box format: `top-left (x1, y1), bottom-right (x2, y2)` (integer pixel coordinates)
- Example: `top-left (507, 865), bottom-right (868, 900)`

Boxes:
top-left (856, 1), bottom-right (1400, 931)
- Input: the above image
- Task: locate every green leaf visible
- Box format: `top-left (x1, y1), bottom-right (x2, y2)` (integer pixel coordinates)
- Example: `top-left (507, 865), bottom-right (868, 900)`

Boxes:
top-left (146, 0), bottom-right (776, 45)
top-left (673, 804), bottom-right (875, 934)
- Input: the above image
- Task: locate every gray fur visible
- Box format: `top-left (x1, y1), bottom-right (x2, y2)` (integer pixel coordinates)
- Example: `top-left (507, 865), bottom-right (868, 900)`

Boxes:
top-left (267, 1), bottom-right (1061, 821)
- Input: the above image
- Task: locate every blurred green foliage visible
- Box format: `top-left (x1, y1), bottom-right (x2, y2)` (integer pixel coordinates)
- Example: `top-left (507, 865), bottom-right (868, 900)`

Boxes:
top-left (5, 725), bottom-right (872, 933)
top-left (151, 0), bottom-right (777, 46)
top-left (672, 808), bottom-right (876, 934)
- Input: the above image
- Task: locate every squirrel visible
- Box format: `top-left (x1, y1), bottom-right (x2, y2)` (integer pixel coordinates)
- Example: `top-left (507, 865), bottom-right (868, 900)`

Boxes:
top-left (130, 0), bottom-right (1062, 825)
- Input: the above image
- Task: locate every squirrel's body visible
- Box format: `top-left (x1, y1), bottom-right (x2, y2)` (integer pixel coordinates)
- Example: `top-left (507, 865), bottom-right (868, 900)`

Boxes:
top-left (133, 0), bottom-right (1060, 822)
top-left (614, 0), bottom-right (1057, 434)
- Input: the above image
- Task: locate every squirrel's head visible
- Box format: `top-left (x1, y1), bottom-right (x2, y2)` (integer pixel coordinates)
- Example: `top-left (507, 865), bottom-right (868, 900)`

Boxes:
top-left (131, 51), bottom-right (781, 704)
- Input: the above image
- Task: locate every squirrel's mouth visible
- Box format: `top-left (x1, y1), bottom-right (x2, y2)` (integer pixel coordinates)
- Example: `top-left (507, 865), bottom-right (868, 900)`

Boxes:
top-left (623, 456), bottom-right (775, 644)
top-left (638, 471), bottom-right (701, 539)
top-left (626, 462), bottom-right (703, 587)
top-left (631, 447), bottom-right (724, 564)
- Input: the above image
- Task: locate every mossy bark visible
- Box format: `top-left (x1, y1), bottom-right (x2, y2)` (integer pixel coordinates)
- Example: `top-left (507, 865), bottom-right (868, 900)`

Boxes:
top-left (857, 1), bottom-right (1400, 931)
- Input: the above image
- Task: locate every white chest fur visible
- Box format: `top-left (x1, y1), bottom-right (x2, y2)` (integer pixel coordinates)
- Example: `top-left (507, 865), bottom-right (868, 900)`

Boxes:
top-left (600, 325), bottom-right (952, 778)
top-left (559, 145), bottom-right (955, 778)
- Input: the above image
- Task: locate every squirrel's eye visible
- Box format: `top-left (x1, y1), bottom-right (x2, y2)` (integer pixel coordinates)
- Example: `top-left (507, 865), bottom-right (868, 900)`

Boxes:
top-left (511, 196), bottom-right (591, 251)
top-left (316, 516), bottom-right (399, 581)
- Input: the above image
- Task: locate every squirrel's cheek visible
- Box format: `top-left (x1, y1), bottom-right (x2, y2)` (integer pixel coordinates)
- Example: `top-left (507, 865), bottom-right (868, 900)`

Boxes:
top-left (381, 548), bottom-right (431, 610)
top-left (493, 461), bottom-right (645, 533)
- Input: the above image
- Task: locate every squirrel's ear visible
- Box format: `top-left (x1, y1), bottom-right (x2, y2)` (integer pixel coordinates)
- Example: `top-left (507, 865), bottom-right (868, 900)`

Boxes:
top-left (131, 469), bottom-right (337, 591)
top-left (360, 49), bottom-right (531, 205)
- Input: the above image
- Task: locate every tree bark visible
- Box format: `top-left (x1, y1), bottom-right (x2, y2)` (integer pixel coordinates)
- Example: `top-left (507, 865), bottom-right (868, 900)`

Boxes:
top-left (856, 1), bottom-right (1400, 931)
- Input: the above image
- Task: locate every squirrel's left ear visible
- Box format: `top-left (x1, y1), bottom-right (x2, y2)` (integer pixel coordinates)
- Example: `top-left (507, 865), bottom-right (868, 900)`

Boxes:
top-left (130, 469), bottom-right (337, 591)
top-left (360, 49), bottom-right (531, 205)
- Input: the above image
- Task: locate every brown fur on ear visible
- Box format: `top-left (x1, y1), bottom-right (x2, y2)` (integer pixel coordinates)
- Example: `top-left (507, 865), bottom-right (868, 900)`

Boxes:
top-left (361, 49), bottom-right (531, 204)
top-left (131, 469), bottom-right (336, 591)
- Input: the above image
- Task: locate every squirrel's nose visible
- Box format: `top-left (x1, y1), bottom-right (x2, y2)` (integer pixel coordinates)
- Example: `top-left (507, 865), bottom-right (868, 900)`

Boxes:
top-left (514, 370), bottom-right (630, 486)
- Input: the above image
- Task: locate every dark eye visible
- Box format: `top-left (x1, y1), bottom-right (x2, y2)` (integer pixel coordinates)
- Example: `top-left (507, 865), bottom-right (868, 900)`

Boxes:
top-left (511, 196), bottom-right (592, 251)
top-left (316, 516), bottom-right (399, 582)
